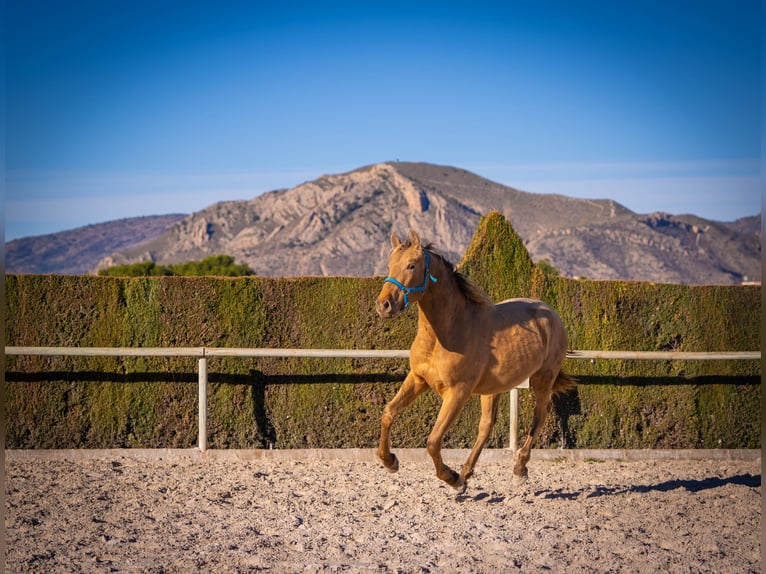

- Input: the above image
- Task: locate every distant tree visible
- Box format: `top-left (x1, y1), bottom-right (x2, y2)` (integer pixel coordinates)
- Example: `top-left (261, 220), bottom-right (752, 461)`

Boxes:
top-left (98, 261), bottom-right (173, 277)
top-left (168, 255), bottom-right (254, 276)
top-left (98, 255), bottom-right (254, 277)
top-left (537, 258), bottom-right (560, 278)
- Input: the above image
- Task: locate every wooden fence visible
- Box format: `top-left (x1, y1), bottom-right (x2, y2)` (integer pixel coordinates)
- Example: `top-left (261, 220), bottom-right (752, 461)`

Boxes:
top-left (5, 346), bottom-right (761, 452)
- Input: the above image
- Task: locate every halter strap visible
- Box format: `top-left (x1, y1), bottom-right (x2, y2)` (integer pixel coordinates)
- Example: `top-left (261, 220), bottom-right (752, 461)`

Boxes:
top-left (384, 251), bottom-right (438, 309)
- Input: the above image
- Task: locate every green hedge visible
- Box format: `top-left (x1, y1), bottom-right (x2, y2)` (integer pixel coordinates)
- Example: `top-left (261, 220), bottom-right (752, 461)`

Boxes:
top-left (5, 212), bottom-right (761, 449)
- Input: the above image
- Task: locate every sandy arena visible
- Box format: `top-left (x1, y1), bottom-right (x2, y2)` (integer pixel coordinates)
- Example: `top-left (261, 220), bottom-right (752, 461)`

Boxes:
top-left (5, 450), bottom-right (761, 573)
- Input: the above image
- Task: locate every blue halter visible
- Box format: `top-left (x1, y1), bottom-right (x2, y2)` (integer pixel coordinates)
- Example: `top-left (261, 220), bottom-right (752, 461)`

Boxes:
top-left (384, 251), bottom-right (438, 310)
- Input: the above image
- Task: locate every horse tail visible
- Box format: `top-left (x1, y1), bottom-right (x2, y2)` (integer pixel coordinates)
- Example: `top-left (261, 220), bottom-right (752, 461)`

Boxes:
top-left (552, 371), bottom-right (577, 396)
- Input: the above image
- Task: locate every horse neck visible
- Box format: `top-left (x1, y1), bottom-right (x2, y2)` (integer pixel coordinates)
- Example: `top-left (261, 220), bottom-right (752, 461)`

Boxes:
top-left (416, 254), bottom-right (468, 337)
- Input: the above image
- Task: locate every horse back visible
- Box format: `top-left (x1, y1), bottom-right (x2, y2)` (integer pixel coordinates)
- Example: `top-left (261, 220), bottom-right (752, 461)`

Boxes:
top-left (494, 298), bottom-right (565, 330)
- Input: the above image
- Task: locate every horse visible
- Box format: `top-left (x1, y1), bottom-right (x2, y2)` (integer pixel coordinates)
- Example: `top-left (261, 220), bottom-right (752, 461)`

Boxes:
top-left (375, 230), bottom-right (575, 492)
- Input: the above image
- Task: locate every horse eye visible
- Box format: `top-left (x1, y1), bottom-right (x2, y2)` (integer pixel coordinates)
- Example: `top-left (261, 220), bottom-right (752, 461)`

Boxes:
top-left (407, 263), bottom-right (416, 270)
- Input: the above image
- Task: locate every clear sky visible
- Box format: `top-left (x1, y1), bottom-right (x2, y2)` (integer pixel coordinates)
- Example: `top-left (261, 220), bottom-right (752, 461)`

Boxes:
top-left (4, 0), bottom-right (763, 241)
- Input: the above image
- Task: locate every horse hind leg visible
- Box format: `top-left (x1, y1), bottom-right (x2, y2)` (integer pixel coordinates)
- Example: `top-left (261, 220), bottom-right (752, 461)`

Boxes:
top-left (513, 369), bottom-right (556, 484)
top-left (378, 372), bottom-right (428, 473)
top-left (460, 393), bottom-right (501, 483)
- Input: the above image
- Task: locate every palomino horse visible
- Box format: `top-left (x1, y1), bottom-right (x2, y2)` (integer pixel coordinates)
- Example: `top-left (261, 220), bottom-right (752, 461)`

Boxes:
top-left (376, 231), bottom-right (575, 491)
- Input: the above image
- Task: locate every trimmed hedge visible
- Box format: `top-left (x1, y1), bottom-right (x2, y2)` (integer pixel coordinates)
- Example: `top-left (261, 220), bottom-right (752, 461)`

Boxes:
top-left (5, 212), bottom-right (761, 449)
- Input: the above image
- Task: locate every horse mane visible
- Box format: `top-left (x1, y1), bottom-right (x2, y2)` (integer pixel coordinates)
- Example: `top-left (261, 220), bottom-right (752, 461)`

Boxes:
top-left (424, 244), bottom-right (493, 307)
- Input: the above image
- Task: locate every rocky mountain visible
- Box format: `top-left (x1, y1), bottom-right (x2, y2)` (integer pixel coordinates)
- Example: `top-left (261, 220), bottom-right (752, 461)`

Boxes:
top-left (6, 162), bottom-right (761, 284)
top-left (5, 215), bottom-right (187, 275)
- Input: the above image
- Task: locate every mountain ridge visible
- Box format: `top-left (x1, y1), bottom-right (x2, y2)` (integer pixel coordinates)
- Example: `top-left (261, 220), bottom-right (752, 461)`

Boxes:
top-left (5, 214), bottom-right (187, 275)
top-left (5, 162), bottom-right (761, 284)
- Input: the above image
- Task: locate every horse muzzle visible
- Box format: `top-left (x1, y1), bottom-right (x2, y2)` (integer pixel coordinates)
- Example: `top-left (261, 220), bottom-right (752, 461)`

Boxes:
top-left (376, 294), bottom-right (401, 319)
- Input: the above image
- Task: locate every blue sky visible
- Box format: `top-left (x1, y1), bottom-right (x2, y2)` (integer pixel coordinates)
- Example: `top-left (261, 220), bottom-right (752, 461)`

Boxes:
top-left (5, 0), bottom-right (763, 241)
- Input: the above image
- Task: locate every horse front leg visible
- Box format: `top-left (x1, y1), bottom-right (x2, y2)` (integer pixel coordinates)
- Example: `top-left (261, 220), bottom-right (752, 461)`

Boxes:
top-left (378, 372), bottom-right (427, 472)
top-left (460, 393), bottom-right (501, 483)
top-left (427, 386), bottom-right (472, 491)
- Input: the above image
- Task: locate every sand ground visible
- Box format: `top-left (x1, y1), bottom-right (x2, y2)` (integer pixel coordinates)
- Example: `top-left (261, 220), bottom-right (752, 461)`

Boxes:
top-left (5, 451), bottom-right (761, 573)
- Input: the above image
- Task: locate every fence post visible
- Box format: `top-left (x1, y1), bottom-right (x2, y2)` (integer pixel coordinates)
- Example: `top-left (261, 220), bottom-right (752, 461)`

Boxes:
top-left (509, 388), bottom-right (519, 453)
top-left (198, 357), bottom-right (208, 453)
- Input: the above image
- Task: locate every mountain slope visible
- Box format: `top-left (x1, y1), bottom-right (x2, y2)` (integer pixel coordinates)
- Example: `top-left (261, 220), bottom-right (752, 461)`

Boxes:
top-left (94, 162), bottom-right (760, 284)
top-left (5, 215), bottom-right (187, 275)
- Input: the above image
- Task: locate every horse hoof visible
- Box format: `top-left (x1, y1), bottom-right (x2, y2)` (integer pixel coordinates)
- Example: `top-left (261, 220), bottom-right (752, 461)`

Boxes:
top-left (381, 453), bottom-right (399, 473)
top-left (512, 472), bottom-right (528, 486)
top-left (449, 475), bottom-right (466, 494)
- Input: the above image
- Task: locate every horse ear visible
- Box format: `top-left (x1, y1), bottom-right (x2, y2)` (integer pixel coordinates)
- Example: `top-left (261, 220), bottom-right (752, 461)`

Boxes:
top-left (391, 233), bottom-right (402, 250)
top-left (409, 230), bottom-right (421, 247)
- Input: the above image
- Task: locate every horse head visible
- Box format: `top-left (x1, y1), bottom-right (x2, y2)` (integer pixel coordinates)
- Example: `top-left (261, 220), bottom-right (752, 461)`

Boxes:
top-left (376, 230), bottom-right (437, 318)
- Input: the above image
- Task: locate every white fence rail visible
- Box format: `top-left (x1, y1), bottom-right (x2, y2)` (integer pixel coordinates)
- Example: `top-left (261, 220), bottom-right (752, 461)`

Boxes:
top-left (5, 346), bottom-right (760, 452)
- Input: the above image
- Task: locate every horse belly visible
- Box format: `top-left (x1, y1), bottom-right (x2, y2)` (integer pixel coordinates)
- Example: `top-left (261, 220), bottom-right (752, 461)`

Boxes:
top-left (473, 369), bottom-right (532, 395)
top-left (474, 339), bottom-right (545, 394)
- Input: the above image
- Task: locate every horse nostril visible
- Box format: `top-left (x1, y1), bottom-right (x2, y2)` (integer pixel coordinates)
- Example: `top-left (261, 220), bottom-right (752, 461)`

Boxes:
top-left (377, 298), bottom-right (393, 317)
